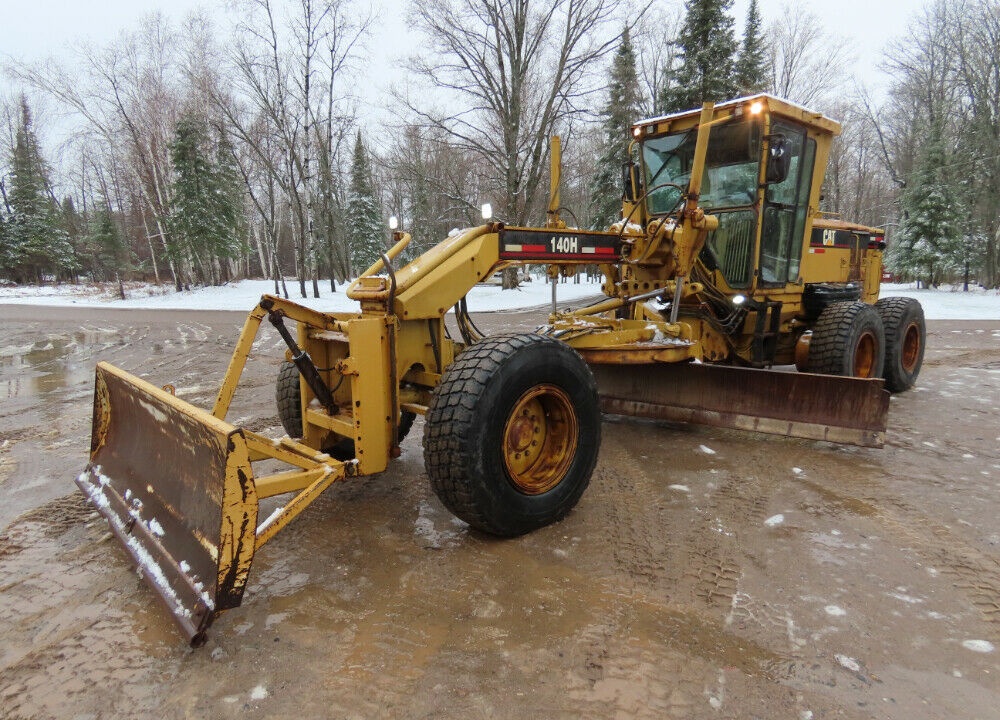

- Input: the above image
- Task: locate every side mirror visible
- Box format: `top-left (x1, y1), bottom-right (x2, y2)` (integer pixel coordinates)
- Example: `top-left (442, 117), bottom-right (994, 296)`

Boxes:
top-left (621, 160), bottom-right (640, 201)
top-left (766, 134), bottom-right (790, 184)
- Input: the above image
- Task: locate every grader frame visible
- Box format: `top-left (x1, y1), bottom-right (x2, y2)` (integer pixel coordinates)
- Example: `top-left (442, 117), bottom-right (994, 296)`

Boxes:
top-left (78, 96), bottom-right (904, 645)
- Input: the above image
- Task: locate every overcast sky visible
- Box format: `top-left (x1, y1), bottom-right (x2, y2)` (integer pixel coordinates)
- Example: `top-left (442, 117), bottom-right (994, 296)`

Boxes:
top-left (1, 0), bottom-right (925, 126)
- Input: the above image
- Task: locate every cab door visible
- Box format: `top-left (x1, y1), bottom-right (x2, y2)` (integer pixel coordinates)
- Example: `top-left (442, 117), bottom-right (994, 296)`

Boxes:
top-left (758, 121), bottom-right (817, 287)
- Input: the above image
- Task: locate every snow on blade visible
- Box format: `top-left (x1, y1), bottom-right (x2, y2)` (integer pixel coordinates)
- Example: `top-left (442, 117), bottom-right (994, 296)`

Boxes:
top-left (77, 469), bottom-right (215, 616)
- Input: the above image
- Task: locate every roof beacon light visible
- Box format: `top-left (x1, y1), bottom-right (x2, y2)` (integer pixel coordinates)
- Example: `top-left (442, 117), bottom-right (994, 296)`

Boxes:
top-left (481, 203), bottom-right (493, 221)
top-left (388, 216), bottom-right (399, 230)
top-left (749, 100), bottom-right (764, 115)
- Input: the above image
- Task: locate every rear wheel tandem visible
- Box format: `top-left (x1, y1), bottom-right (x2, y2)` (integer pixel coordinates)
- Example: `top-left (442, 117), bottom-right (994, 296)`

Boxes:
top-left (875, 296), bottom-right (926, 392)
top-left (807, 301), bottom-right (886, 379)
top-left (423, 333), bottom-right (601, 537)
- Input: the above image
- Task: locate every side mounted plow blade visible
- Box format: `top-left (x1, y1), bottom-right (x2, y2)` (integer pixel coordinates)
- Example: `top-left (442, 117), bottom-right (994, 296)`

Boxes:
top-left (591, 362), bottom-right (890, 448)
top-left (76, 362), bottom-right (258, 646)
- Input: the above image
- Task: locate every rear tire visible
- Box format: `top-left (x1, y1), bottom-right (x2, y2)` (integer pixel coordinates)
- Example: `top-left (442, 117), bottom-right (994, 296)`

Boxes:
top-left (275, 360), bottom-right (414, 453)
top-left (875, 297), bottom-right (925, 392)
top-left (424, 333), bottom-right (601, 537)
top-left (807, 301), bottom-right (885, 379)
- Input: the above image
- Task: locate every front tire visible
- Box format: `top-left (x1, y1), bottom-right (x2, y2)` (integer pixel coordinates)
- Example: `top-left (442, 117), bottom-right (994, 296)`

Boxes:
top-left (875, 297), bottom-right (925, 392)
top-left (807, 301), bottom-right (885, 378)
top-left (424, 333), bottom-right (601, 537)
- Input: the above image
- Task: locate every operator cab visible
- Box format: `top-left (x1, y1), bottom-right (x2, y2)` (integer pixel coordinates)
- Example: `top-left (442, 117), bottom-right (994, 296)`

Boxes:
top-left (630, 95), bottom-right (836, 294)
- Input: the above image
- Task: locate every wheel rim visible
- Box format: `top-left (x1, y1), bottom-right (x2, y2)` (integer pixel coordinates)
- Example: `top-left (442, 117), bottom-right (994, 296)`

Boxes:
top-left (853, 330), bottom-right (878, 377)
top-left (900, 322), bottom-right (921, 373)
top-left (502, 384), bottom-right (578, 495)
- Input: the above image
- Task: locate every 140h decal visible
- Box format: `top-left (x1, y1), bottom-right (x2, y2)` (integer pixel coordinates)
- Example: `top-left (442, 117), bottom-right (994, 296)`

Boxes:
top-left (499, 228), bottom-right (622, 261)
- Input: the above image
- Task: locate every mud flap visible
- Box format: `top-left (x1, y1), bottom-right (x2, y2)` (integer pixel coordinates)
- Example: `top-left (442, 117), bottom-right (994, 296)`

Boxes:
top-left (591, 362), bottom-right (890, 448)
top-left (75, 362), bottom-right (258, 646)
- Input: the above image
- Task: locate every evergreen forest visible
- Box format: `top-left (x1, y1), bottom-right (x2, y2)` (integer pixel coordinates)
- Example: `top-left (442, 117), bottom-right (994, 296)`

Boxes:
top-left (1, 0), bottom-right (998, 294)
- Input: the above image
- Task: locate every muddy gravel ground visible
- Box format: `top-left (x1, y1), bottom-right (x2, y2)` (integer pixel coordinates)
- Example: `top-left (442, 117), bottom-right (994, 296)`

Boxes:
top-left (0, 302), bottom-right (998, 720)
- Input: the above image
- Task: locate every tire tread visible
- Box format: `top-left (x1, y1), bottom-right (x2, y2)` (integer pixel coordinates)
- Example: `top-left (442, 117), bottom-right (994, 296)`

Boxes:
top-left (875, 296), bottom-right (925, 392)
top-left (424, 333), bottom-right (598, 536)
top-left (808, 301), bottom-right (885, 377)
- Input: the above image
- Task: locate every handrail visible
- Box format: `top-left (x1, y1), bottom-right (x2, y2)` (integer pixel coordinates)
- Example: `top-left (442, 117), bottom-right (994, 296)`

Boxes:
top-left (346, 231), bottom-right (411, 298)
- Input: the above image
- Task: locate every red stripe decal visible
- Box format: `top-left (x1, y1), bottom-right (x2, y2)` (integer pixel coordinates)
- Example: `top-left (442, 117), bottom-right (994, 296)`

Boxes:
top-left (522, 244), bottom-right (546, 253)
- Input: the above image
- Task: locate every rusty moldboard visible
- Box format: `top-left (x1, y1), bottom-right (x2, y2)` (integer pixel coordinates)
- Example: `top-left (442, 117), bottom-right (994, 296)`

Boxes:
top-left (78, 362), bottom-right (258, 646)
top-left (590, 362), bottom-right (890, 448)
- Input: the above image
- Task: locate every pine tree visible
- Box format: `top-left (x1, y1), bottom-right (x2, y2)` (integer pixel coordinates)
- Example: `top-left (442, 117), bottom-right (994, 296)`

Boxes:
top-left (735, 0), bottom-right (768, 95)
top-left (589, 28), bottom-right (643, 230)
top-left (889, 123), bottom-right (961, 287)
top-left (214, 127), bottom-right (247, 265)
top-left (167, 114), bottom-right (246, 285)
top-left (658, 0), bottom-right (739, 114)
top-left (0, 208), bottom-right (9, 277)
top-left (0, 184), bottom-right (12, 276)
top-left (167, 115), bottom-right (212, 283)
top-left (2, 97), bottom-right (76, 283)
top-left (86, 205), bottom-right (128, 282)
top-left (345, 131), bottom-right (385, 275)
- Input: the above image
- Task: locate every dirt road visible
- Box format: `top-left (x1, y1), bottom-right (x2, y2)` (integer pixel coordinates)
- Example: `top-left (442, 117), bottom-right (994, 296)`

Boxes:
top-left (1, 303), bottom-right (998, 719)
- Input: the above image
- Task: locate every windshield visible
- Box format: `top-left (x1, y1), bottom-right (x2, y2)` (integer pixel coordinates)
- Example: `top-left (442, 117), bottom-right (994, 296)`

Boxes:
top-left (641, 120), bottom-right (761, 215)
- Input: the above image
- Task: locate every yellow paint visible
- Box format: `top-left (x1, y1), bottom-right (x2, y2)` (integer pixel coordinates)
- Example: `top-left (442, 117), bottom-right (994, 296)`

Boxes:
top-left (83, 94), bottom-right (897, 642)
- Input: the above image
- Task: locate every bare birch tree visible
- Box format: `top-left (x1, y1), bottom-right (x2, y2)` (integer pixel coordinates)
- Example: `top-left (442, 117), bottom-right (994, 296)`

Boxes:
top-left (632, 5), bottom-right (683, 116)
top-left (766, 2), bottom-right (850, 110)
top-left (7, 15), bottom-right (186, 287)
top-left (406, 0), bottom-right (627, 229)
top-left (223, 0), bottom-right (368, 296)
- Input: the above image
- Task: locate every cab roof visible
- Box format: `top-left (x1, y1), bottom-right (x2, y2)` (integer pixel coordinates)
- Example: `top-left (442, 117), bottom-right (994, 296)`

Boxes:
top-left (632, 94), bottom-right (842, 137)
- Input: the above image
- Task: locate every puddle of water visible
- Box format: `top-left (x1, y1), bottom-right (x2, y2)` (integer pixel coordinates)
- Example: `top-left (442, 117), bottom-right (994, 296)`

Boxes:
top-left (0, 336), bottom-right (95, 400)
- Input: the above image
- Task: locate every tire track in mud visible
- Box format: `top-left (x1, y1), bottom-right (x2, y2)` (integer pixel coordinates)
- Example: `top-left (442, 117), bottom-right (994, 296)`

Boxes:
top-left (590, 431), bottom-right (708, 602)
top-left (0, 494), bottom-right (178, 720)
top-left (560, 424), bottom-right (800, 717)
top-left (591, 444), bottom-right (679, 599)
top-left (332, 536), bottom-right (506, 717)
top-left (800, 480), bottom-right (1000, 629)
top-left (595, 426), bottom-right (776, 613)
top-left (923, 346), bottom-right (1000, 369)
top-left (519, 445), bottom-right (691, 719)
top-left (226, 473), bottom-right (515, 717)
top-left (795, 476), bottom-right (1000, 627)
top-left (578, 426), bottom-right (904, 719)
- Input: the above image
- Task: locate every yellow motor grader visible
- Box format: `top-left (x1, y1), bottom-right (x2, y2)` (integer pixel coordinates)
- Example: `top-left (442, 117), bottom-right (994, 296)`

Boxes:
top-left (77, 95), bottom-right (925, 645)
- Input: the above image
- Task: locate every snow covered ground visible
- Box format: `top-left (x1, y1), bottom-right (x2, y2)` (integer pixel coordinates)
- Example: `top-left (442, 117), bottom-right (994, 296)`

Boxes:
top-left (0, 279), bottom-right (996, 319)
top-left (877, 283), bottom-right (1000, 320)
top-left (0, 277), bottom-right (605, 313)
